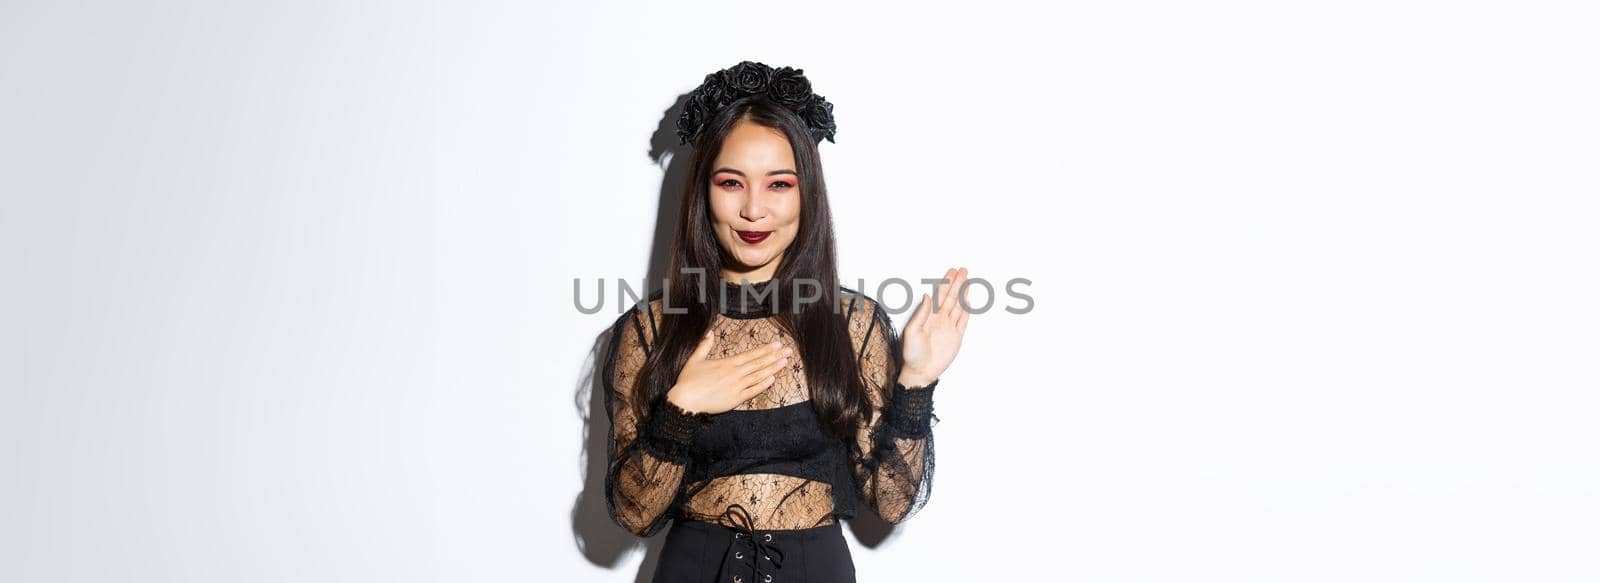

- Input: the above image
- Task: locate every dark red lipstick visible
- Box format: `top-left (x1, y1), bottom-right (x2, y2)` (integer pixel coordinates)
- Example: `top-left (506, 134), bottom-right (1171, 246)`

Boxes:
top-left (736, 230), bottom-right (771, 244)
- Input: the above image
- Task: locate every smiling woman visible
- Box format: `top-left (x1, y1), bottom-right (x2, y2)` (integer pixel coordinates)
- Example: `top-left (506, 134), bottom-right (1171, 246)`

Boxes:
top-left (708, 121), bottom-right (802, 282)
top-left (601, 61), bottom-right (972, 583)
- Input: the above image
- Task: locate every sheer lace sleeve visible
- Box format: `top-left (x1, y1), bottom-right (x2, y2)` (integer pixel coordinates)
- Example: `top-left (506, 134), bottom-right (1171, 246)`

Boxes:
top-left (602, 302), bottom-right (713, 537)
top-left (850, 295), bottom-right (939, 524)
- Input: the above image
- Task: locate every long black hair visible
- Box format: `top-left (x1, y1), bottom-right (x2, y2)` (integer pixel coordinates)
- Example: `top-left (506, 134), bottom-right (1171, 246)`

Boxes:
top-left (628, 95), bottom-right (873, 445)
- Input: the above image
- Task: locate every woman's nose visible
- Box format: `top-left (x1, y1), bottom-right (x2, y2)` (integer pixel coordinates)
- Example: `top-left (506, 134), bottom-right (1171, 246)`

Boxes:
top-left (740, 194), bottom-right (768, 222)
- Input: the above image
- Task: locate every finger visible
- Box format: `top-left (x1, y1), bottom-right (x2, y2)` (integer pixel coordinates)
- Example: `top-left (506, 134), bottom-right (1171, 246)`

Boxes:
top-left (690, 330), bottom-right (716, 360)
top-left (743, 373), bottom-right (778, 393)
top-left (745, 355), bottom-right (789, 385)
top-left (946, 268), bottom-right (970, 322)
top-left (732, 341), bottom-right (784, 366)
top-left (908, 293), bottom-right (932, 329)
top-left (930, 268), bottom-right (956, 315)
top-left (738, 343), bottom-right (789, 375)
top-left (956, 298), bottom-right (971, 331)
top-left (938, 267), bottom-right (967, 315)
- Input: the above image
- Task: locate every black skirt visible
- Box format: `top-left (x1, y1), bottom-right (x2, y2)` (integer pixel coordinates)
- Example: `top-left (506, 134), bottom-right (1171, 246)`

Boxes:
top-left (653, 505), bottom-right (855, 583)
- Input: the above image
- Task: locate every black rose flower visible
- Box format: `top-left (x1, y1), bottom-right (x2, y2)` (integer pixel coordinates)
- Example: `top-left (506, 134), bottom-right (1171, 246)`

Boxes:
top-left (695, 73), bottom-right (732, 110)
top-left (721, 61), bottom-right (773, 95)
top-left (801, 94), bottom-right (837, 143)
top-left (676, 93), bottom-right (707, 145)
top-left (766, 66), bottom-right (812, 108)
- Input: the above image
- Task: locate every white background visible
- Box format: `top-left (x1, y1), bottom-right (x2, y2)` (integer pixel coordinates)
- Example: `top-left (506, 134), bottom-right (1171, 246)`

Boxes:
top-left (4, 1), bottom-right (1598, 581)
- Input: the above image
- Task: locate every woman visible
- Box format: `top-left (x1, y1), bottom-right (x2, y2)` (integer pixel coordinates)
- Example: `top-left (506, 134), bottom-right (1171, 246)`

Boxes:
top-left (602, 61), bottom-right (971, 583)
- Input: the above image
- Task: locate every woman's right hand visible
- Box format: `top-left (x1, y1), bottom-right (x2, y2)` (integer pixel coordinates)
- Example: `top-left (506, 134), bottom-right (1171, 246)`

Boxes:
top-left (666, 332), bottom-right (791, 415)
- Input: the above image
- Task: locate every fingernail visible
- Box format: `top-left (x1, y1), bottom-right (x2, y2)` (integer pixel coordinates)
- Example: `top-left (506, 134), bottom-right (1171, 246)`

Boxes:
top-left (783, 347), bottom-right (792, 355)
top-left (770, 341), bottom-right (781, 348)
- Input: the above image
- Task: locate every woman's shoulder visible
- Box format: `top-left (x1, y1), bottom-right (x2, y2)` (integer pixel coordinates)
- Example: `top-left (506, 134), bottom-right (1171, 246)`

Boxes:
top-left (836, 286), bottom-right (894, 340)
top-left (837, 285), bottom-right (888, 315)
top-left (607, 289), bottom-right (667, 348)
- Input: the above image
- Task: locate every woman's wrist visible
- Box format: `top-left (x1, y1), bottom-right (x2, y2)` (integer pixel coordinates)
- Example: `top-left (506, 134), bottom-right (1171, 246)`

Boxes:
top-left (664, 387), bottom-right (698, 414)
top-left (641, 394), bottom-right (714, 461)
top-left (896, 372), bottom-right (938, 390)
top-left (885, 379), bottom-right (938, 438)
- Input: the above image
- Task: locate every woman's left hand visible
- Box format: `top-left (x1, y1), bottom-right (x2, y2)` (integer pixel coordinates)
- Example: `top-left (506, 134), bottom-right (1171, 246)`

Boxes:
top-left (899, 266), bottom-right (971, 388)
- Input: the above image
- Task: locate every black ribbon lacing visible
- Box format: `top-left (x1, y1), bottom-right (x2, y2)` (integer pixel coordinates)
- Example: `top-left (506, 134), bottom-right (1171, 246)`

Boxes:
top-left (716, 504), bottom-right (786, 583)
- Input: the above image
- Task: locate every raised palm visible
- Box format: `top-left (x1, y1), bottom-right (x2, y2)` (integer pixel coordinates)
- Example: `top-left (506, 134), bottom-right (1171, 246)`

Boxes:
top-left (898, 267), bottom-right (972, 388)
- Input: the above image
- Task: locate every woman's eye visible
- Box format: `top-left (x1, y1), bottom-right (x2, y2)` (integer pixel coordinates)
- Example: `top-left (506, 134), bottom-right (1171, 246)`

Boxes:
top-left (718, 179), bottom-right (741, 188)
top-left (770, 181), bottom-right (794, 190)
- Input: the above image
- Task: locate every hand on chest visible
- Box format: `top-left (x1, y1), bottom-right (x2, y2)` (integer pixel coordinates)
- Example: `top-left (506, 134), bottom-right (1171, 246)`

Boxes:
top-left (707, 318), bottom-right (809, 410)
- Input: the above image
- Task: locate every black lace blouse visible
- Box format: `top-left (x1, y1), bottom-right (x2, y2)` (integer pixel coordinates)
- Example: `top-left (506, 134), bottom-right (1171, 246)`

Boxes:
top-left (602, 279), bottom-right (939, 536)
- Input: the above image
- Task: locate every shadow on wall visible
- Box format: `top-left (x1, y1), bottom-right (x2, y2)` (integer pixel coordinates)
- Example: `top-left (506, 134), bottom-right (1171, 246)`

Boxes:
top-left (568, 91), bottom-right (901, 583)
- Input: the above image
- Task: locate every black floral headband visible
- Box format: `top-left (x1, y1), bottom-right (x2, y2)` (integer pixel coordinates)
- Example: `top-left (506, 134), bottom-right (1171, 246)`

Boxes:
top-left (675, 60), bottom-right (838, 147)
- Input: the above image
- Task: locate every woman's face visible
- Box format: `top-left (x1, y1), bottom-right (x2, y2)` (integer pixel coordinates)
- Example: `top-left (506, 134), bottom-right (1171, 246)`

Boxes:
top-left (707, 118), bottom-right (802, 282)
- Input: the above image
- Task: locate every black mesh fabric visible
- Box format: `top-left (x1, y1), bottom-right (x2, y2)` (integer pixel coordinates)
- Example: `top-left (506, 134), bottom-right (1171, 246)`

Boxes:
top-left (601, 280), bottom-right (939, 536)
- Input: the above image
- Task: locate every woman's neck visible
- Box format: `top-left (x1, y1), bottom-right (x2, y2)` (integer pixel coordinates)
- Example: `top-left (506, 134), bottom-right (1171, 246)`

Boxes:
top-left (716, 273), bottom-right (783, 319)
top-left (720, 262), bottom-right (780, 285)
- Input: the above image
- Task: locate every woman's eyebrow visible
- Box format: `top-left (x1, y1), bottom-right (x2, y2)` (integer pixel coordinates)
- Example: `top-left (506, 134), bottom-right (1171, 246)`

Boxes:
top-left (713, 167), bottom-right (798, 177)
